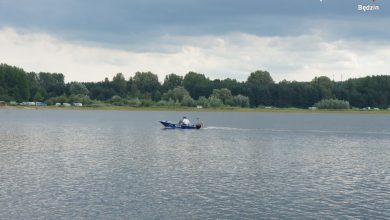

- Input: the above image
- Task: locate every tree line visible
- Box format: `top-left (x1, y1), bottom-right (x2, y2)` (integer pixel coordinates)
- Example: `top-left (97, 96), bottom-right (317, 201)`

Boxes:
top-left (1, 63), bottom-right (389, 108)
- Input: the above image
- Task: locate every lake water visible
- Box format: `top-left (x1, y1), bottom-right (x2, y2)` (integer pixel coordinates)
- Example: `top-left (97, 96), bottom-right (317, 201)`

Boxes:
top-left (1, 109), bottom-right (390, 219)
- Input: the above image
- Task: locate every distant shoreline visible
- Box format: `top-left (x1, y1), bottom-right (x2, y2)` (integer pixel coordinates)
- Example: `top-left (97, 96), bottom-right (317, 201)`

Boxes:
top-left (1, 105), bottom-right (390, 114)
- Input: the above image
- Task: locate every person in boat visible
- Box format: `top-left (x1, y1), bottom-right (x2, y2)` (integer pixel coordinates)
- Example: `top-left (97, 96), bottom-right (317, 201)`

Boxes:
top-left (179, 116), bottom-right (190, 125)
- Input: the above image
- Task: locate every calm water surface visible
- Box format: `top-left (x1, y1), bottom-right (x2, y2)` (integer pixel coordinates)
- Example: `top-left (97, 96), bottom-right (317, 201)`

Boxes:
top-left (1, 109), bottom-right (390, 219)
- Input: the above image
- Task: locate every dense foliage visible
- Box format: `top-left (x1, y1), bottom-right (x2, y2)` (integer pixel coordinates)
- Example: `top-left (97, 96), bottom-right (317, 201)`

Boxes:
top-left (314, 99), bottom-right (351, 109)
top-left (1, 63), bottom-right (389, 108)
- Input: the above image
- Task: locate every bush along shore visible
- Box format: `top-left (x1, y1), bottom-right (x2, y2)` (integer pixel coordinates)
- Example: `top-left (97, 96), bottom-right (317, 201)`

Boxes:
top-left (1, 63), bottom-right (390, 111)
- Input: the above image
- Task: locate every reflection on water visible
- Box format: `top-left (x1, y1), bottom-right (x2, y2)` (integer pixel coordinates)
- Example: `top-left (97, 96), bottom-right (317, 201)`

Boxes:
top-left (1, 109), bottom-right (390, 219)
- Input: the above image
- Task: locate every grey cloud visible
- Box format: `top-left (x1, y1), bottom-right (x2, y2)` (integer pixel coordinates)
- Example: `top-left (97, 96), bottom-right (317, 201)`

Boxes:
top-left (0, 0), bottom-right (388, 50)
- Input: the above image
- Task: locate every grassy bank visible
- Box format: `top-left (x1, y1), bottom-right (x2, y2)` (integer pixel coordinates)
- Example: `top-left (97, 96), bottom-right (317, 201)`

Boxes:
top-left (2, 105), bottom-right (390, 114)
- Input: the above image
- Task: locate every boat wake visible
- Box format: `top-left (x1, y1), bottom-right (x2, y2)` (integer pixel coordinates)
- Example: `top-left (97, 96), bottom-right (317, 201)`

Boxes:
top-left (203, 126), bottom-right (254, 131)
top-left (203, 126), bottom-right (390, 136)
top-left (204, 127), bottom-right (302, 133)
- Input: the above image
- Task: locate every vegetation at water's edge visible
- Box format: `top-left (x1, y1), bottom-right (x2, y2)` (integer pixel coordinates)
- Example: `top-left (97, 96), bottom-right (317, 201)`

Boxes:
top-left (1, 63), bottom-right (390, 109)
top-left (314, 99), bottom-right (351, 110)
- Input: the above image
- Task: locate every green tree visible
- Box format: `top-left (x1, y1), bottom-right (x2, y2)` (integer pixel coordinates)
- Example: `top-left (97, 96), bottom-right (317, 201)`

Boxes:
top-left (181, 95), bottom-right (196, 107)
top-left (112, 73), bottom-right (127, 97)
top-left (312, 76), bottom-right (334, 99)
top-left (27, 72), bottom-right (41, 101)
top-left (38, 72), bottom-right (65, 98)
top-left (33, 92), bottom-right (44, 102)
top-left (208, 96), bottom-right (224, 108)
top-left (163, 73), bottom-right (183, 92)
top-left (314, 98), bottom-right (350, 109)
top-left (247, 70), bottom-right (274, 87)
top-left (183, 72), bottom-right (211, 99)
top-left (0, 64), bottom-right (30, 101)
top-left (69, 82), bottom-right (89, 96)
top-left (211, 88), bottom-right (233, 104)
top-left (197, 96), bottom-right (209, 107)
top-left (163, 86), bottom-right (191, 102)
top-left (246, 70), bottom-right (274, 107)
top-left (132, 72), bottom-right (161, 100)
top-left (230, 95), bottom-right (250, 107)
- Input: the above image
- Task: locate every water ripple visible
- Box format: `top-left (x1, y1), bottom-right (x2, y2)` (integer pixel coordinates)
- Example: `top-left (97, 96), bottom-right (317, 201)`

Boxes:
top-left (1, 110), bottom-right (390, 219)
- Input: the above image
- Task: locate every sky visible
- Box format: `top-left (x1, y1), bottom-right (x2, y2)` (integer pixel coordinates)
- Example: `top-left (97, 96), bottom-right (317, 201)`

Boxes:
top-left (0, 0), bottom-right (389, 82)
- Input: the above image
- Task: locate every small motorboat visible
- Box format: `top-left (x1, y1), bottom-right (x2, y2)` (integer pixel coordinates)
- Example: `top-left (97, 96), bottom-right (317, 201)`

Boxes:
top-left (159, 120), bottom-right (202, 129)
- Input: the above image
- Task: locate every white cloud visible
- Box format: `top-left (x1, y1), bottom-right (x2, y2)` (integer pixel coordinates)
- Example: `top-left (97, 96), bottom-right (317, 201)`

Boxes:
top-left (0, 27), bottom-right (389, 83)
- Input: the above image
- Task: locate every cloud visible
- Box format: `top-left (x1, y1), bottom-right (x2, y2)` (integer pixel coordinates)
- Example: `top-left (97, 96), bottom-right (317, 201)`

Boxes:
top-left (1, 0), bottom-right (389, 48)
top-left (0, 27), bottom-right (389, 83)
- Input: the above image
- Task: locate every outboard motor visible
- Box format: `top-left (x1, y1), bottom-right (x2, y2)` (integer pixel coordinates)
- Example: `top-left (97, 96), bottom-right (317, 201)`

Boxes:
top-left (195, 122), bottom-right (202, 129)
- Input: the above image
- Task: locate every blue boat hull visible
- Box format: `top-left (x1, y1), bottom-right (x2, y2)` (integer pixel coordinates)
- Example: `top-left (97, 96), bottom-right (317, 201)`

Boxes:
top-left (159, 120), bottom-right (201, 129)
